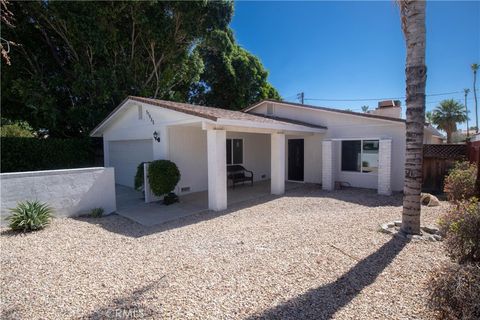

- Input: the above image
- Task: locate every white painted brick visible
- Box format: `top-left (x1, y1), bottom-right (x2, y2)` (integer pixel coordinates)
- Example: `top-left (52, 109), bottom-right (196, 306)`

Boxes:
top-left (378, 139), bottom-right (392, 195)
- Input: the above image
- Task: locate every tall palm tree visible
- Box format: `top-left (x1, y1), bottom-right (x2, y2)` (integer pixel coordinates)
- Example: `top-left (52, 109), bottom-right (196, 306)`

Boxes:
top-left (397, 0), bottom-right (426, 235)
top-left (472, 63), bottom-right (479, 133)
top-left (431, 99), bottom-right (467, 143)
top-left (361, 105), bottom-right (370, 113)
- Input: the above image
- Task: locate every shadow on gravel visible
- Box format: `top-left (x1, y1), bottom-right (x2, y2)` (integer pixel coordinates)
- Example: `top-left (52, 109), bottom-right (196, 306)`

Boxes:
top-left (247, 235), bottom-right (410, 320)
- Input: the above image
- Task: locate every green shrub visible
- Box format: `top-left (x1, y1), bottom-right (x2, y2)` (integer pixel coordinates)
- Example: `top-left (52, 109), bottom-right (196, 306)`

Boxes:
top-left (89, 207), bottom-right (104, 218)
top-left (439, 198), bottom-right (480, 263)
top-left (7, 201), bottom-right (54, 232)
top-left (443, 161), bottom-right (477, 202)
top-left (147, 160), bottom-right (180, 197)
top-left (428, 262), bottom-right (480, 320)
top-left (1, 137), bottom-right (95, 172)
top-left (134, 162), bottom-right (145, 191)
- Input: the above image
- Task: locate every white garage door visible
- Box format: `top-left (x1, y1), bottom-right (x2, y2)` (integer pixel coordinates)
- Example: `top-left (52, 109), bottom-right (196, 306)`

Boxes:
top-left (108, 139), bottom-right (154, 187)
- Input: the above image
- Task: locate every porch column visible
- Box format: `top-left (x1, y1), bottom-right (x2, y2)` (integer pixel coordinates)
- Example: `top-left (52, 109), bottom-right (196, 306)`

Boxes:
top-left (207, 129), bottom-right (227, 211)
top-left (378, 139), bottom-right (392, 195)
top-left (271, 132), bottom-right (285, 195)
top-left (322, 140), bottom-right (335, 190)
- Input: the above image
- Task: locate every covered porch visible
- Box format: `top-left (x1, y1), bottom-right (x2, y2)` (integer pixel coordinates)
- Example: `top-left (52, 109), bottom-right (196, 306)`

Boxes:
top-left (198, 120), bottom-right (325, 211)
top-left (116, 180), bottom-right (303, 226)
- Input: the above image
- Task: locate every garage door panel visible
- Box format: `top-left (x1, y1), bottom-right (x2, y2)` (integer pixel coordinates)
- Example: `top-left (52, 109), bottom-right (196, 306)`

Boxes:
top-left (109, 140), bottom-right (153, 187)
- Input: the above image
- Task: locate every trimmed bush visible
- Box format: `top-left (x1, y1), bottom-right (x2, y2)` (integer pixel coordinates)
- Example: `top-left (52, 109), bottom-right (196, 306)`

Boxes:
top-left (428, 262), bottom-right (480, 320)
top-left (147, 160), bottom-right (180, 197)
top-left (1, 137), bottom-right (95, 172)
top-left (7, 201), bottom-right (53, 232)
top-left (439, 198), bottom-right (480, 263)
top-left (443, 161), bottom-right (477, 202)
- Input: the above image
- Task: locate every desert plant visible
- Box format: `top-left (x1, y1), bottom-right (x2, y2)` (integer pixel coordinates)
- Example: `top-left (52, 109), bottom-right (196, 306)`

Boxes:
top-left (147, 160), bottom-right (180, 197)
top-left (443, 161), bottom-right (477, 202)
top-left (439, 198), bottom-right (480, 263)
top-left (89, 207), bottom-right (104, 218)
top-left (428, 262), bottom-right (480, 320)
top-left (7, 201), bottom-right (53, 232)
top-left (134, 162), bottom-right (146, 191)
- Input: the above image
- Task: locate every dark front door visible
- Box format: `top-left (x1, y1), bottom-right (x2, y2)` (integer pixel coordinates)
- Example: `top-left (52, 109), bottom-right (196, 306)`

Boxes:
top-left (288, 139), bottom-right (304, 181)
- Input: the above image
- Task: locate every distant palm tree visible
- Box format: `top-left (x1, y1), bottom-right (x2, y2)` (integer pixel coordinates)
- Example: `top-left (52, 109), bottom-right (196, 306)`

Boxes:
top-left (397, 0), bottom-right (426, 235)
top-left (361, 105), bottom-right (369, 113)
top-left (431, 99), bottom-right (467, 143)
top-left (425, 110), bottom-right (434, 124)
top-left (472, 63), bottom-right (479, 133)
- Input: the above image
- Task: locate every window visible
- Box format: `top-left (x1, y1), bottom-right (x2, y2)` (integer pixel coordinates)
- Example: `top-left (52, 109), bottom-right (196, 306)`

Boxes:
top-left (341, 140), bottom-right (379, 173)
top-left (226, 139), bottom-right (243, 165)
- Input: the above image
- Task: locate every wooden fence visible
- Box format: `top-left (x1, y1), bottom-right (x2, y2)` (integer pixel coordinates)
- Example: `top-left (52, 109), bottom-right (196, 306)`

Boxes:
top-left (422, 144), bottom-right (467, 194)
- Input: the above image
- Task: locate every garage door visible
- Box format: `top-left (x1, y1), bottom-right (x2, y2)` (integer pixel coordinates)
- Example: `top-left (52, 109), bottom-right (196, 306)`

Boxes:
top-left (108, 140), bottom-right (153, 187)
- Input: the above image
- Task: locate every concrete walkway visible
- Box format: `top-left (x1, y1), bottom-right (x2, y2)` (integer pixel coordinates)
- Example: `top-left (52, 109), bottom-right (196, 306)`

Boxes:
top-left (115, 180), bottom-right (301, 226)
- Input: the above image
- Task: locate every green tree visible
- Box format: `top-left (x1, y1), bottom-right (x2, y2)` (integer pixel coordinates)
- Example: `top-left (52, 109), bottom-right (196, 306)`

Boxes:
top-left (190, 29), bottom-right (280, 110)
top-left (397, 0), bottom-right (427, 235)
top-left (0, 118), bottom-right (35, 137)
top-left (431, 99), bottom-right (467, 143)
top-left (361, 105), bottom-right (369, 113)
top-left (2, 1), bottom-right (275, 137)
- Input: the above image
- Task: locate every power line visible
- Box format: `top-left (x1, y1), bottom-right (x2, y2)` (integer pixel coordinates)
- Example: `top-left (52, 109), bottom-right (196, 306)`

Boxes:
top-left (303, 90), bottom-right (467, 102)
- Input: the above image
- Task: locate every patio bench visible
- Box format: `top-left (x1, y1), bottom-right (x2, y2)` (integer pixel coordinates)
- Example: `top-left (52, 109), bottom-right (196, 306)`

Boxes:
top-left (227, 165), bottom-right (254, 189)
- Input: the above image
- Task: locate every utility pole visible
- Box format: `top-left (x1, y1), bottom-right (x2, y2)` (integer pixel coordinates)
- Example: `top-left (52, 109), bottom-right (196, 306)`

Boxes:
top-left (464, 88), bottom-right (470, 137)
top-left (297, 92), bottom-right (304, 104)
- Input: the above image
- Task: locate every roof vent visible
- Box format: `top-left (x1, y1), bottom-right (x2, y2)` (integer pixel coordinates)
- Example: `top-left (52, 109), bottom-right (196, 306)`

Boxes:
top-left (266, 103), bottom-right (274, 116)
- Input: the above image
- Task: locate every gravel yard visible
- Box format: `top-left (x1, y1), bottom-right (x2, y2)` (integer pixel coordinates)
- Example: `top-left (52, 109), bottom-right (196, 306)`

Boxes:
top-left (1, 186), bottom-right (448, 319)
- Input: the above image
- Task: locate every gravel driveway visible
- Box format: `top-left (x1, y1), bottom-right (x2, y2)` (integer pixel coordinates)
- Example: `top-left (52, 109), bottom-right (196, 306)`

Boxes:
top-left (1, 186), bottom-right (447, 319)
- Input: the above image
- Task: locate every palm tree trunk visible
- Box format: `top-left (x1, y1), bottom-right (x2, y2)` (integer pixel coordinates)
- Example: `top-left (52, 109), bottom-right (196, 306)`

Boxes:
top-left (399, 0), bottom-right (427, 235)
top-left (474, 69), bottom-right (478, 133)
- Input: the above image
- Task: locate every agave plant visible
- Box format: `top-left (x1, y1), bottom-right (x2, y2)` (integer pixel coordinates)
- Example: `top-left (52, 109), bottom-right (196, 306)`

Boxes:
top-left (7, 201), bottom-right (53, 232)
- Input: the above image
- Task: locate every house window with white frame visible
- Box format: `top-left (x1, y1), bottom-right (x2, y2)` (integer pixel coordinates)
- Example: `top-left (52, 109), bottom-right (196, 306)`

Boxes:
top-left (341, 140), bottom-right (379, 173)
top-left (226, 139), bottom-right (243, 165)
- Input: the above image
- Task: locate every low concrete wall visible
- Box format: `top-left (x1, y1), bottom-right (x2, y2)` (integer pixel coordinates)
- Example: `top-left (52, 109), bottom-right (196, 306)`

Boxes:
top-left (1, 167), bottom-right (116, 224)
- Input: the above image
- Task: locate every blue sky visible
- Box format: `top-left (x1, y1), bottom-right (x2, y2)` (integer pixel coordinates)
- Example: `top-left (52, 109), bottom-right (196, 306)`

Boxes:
top-left (231, 1), bottom-right (480, 129)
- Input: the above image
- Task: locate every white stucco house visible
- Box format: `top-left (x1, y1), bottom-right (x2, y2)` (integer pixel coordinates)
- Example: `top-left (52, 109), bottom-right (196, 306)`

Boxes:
top-left (90, 96), bottom-right (443, 211)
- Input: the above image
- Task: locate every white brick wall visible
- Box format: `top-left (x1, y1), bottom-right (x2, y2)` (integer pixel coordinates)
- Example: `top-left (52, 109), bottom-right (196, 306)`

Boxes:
top-left (378, 139), bottom-right (392, 195)
top-left (322, 140), bottom-right (335, 190)
top-left (1, 167), bottom-right (116, 224)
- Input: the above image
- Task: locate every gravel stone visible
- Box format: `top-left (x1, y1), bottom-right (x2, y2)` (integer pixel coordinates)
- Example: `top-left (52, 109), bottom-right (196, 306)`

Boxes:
top-left (1, 186), bottom-right (448, 319)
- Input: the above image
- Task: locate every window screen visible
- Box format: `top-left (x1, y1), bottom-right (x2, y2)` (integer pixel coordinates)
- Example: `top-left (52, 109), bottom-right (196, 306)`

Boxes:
top-left (341, 140), bottom-right (361, 172)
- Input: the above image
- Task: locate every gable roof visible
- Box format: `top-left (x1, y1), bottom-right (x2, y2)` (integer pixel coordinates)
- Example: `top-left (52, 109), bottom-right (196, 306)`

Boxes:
top-left (244, 99), bottom-right (407, 124)
top-left (90, 96), bottom-right (326, 136)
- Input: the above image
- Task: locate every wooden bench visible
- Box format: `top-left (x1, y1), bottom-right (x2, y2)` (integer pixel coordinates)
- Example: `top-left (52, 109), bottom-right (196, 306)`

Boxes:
top-left (227, 165), bottom-right (254, 188)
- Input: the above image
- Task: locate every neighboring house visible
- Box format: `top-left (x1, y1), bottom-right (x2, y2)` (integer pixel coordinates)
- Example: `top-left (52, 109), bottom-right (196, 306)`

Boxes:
top-left (91, 97), bottom-right (443, 211)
